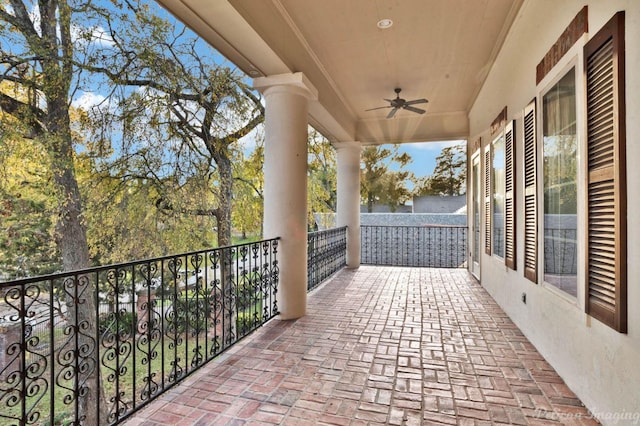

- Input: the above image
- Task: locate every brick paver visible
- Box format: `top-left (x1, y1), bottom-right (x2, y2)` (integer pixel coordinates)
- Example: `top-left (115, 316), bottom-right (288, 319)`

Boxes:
top-left (124, 266), bottom-right (598, 425)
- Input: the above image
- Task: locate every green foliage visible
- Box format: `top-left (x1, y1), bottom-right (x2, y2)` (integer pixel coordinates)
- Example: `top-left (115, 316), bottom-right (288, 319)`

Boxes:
top-left (0, 132), bottom-right (61, 277)
top-left (235, 272), bottom-right (263, 334)
top-left (233, 136), bottom-right (264, 239)
top-left (308, 128), bottom-right (336, 226)
top-left (236, 310), bottom-right (259, 334)
top-left (98, 311), bottom-right (138, 337)
top-left (236, 272), bottom-right (259, 311)
top-left (171, 294), bottom-right (212, 334)
top-left (415, 144), bottom-right (467, 196)
top-left (82, 172), bottom-right (219, 264)
top-left (360, 145), bottom-right (415, 212)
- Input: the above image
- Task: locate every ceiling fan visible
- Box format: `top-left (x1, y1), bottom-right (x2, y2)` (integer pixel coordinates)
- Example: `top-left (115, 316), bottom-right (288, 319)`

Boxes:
top-left (366, 88), bottom-right (428, 119)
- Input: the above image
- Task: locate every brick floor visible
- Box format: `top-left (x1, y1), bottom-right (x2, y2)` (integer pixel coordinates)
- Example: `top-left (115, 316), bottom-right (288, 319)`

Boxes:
top-left (124, 266), bottom-right (598, 425)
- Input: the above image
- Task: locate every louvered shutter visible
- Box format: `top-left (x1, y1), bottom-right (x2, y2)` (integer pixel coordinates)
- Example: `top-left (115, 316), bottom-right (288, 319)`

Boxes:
top-left (584, 12), bottom-right (626, 332)
top-left (504, 121), bottom-right (516, 270)
top-left (484, 145), bottom-right (491, 255)
top-left (523, 102), bottom-right (537, 283)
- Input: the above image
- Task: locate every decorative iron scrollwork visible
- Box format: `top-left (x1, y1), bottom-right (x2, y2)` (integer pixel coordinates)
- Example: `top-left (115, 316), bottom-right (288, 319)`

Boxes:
top-left (0, 238), bottom-right (280, 425)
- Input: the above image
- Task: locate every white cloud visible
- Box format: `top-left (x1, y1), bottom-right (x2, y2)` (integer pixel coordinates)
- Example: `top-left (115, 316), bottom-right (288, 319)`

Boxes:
top-left (72, 92), bottom-right (107, 110)
top-left (71, 24), bottom-right (115, 47)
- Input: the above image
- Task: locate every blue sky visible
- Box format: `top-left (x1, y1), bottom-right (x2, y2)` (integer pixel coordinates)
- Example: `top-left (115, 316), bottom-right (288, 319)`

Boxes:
top-left (393, 140), bottom-right (466, 179)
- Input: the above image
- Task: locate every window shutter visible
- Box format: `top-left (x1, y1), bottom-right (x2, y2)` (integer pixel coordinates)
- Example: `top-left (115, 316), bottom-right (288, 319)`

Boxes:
top-left (523, 101), bottom-right (537, 283)
top-left (504, 121), bottom-right (516, 270)
top-left (584, 12), bottom-right (626, 332)
top-left (484, 145), bottom-right (492, 255)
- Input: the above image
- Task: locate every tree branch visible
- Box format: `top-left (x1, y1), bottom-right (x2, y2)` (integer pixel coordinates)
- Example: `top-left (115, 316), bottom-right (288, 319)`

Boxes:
top-left (234, 176), bottom-right (263, 199)
top-left (155, 198), bottom-right (220, 218)
top-left (219, 109), bottom-right (264, 147)
top-left (168, 101), bottom-right (204, 140)
top-left (4, 0), bottom-right (40, 41)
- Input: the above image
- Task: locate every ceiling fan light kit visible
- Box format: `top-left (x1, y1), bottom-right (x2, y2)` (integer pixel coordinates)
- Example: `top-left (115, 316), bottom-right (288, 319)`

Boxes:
top-left (366, 88), bottom-right (428, 119)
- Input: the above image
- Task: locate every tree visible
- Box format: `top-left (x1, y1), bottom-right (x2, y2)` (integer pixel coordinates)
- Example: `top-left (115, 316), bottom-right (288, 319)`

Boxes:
top-left (81, 170), bottom-right (219, 264)
top-left (83, 3), bottom-right (264, 250)
top-left (307, 128), bottom-right (336, 228)
top-left (232, 139), bottom-right (264, 240)
top-left (0, 125), bottom-right (60, 278)
top-left (360, 145), bottom-right (414, 212)
top-left (0, 1), bottom-right (106, 422)
top-left (415, 144), bottom-right (466, 196)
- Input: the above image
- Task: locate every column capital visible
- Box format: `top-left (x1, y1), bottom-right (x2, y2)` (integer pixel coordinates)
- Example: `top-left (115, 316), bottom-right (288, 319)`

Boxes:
top-left (253, 72), bottom-right (318, 101)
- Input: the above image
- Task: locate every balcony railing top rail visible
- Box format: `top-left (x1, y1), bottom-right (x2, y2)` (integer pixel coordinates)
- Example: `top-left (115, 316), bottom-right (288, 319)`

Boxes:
top-left (0, 238), bottom-right (279, 426)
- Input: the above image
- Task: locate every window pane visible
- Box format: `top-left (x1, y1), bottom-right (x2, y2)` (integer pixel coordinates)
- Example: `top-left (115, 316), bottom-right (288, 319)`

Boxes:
top-left (543, 69), bottom-right (577, 296)
top-left (492, 135), bottom-right (505, 258)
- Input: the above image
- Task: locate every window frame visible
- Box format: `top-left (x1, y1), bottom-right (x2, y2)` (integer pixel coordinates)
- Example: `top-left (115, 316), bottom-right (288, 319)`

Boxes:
top-left (540, 65), bottom-right (579, 298)
top-left (535, 40), bottom-right (586, 304)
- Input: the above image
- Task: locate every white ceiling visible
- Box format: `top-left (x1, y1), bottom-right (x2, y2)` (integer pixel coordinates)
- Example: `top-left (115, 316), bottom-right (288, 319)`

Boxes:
top-left (156, 0), bottom-right (523, 145)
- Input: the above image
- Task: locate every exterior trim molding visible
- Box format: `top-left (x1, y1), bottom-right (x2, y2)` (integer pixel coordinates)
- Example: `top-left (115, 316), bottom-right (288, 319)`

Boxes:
top-left (536, 6), bottom-right (588, 84)
top-left (490, 107), bottom-right (507, 137)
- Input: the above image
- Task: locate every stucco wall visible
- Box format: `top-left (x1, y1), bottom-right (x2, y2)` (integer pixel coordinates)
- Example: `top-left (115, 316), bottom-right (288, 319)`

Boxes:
top-left (468, 1), bottom-right (640, 423)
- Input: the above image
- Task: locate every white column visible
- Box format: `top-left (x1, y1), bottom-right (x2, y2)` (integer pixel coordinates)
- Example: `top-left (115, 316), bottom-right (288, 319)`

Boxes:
top-left (253, 73), bottom-right (317, 320)
top-left (335, 142), bottom-right (362, 268)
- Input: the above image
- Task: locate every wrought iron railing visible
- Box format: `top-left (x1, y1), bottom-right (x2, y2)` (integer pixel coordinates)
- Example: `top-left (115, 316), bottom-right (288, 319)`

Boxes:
top-left (361, 225), bottom-right (467, 268)
top-left (307, 227), bottom-right (347, 291)
top-left (0, 238), bottom-right (279, 426)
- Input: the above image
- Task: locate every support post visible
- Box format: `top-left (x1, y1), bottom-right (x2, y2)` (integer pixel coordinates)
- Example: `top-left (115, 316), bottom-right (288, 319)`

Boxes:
top-left (335, 142), bottom-right (362, 268)
top-left (253, 73), bottom-right (318, 320)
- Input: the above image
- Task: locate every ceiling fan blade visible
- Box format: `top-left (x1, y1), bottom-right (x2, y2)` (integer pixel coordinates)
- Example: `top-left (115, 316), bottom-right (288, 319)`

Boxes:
top-left (365, 105), bottom-right (393, 111)
top-left (405, 98), bottom-right (428, 106)
top-left (387, 107), bottom-right (399, 119)
top-left (403, 105), bottom-right (426, 114)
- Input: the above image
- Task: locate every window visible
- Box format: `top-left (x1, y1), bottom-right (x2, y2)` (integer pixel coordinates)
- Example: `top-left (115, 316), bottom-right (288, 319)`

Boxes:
top-left (584, 12), bottom-right (626, 332)
top-left (542, 68), bottom-right (577, 296)
top-left (492, 134), bottom-right (505, 258)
